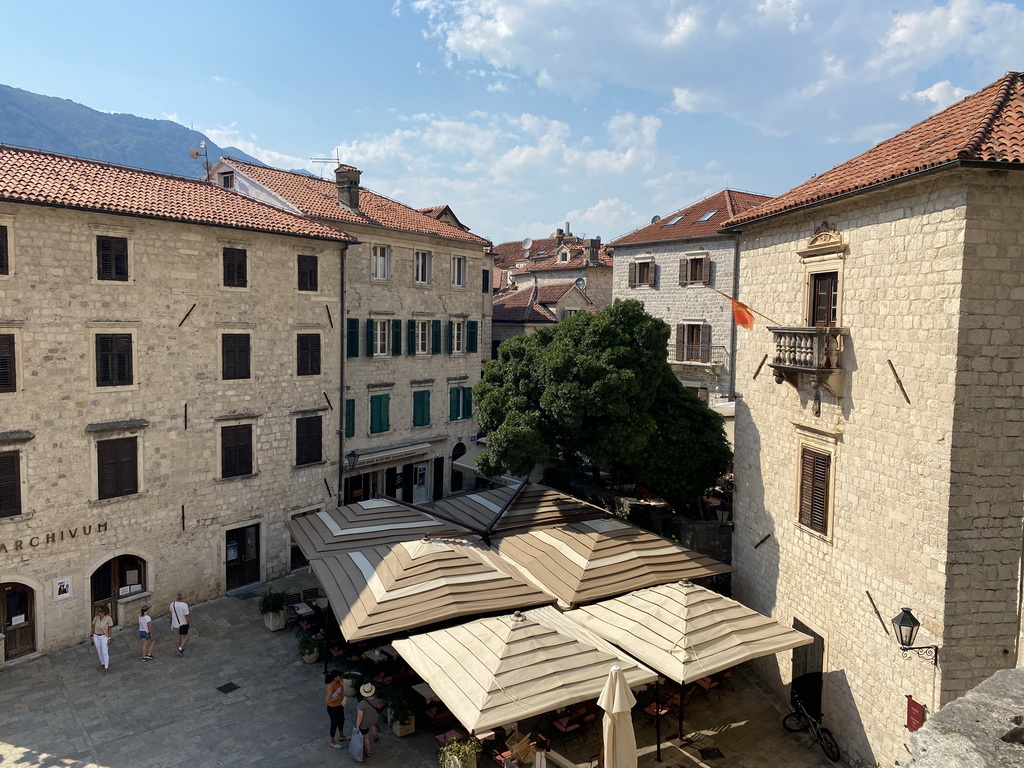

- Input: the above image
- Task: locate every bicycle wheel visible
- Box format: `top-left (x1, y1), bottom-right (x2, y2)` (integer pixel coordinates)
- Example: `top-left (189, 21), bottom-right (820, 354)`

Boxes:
top-left (818, 728), bottom-right (841, 762)
top-left (782, 711), bottom-right (809, 732)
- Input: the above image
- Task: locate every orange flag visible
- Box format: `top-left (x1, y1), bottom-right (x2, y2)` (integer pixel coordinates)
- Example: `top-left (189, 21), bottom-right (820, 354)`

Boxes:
top-left (732, 299), bottom-right (754, 330)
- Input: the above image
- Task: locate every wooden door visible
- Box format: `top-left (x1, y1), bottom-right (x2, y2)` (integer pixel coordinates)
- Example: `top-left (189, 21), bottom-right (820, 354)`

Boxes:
top-left (2, 583), bottom-right (35, 659)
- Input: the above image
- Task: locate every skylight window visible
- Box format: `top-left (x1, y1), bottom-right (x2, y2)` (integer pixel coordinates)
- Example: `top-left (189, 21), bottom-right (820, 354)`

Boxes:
top-left (662, 214), bottom-right (684, 226)
top-left (697, 210), bottom-right (718, 222)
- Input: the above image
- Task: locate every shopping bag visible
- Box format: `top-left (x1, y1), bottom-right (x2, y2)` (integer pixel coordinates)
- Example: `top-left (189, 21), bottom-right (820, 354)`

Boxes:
top-left (349, 732), bottom-right (364, 762)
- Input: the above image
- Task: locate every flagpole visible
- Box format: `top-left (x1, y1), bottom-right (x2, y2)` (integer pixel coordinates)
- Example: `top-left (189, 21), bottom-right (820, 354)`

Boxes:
top-left (712, 289), bottom-right (782, 326)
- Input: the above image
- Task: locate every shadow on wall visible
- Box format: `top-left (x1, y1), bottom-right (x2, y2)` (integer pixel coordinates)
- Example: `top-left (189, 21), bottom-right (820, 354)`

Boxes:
top-left (824, 668), bottom-right (878, 768)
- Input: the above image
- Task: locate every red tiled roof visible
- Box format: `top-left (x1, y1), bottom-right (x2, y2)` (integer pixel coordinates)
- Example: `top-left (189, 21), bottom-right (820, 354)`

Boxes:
top-left (0, 145), bottom-right (354, 242)
top-left (609, 189), bottom-right (771, 246)
top-left (535, 284), bottom-right (574, 303)
top-left (725, 71), bottom-right (1024, 228)
top-left (493, 236), bottom-right (613, 271)
top-left (224, 158), bottom-right (489, 246)
top-left (492, 288), bottom-right (559, 324)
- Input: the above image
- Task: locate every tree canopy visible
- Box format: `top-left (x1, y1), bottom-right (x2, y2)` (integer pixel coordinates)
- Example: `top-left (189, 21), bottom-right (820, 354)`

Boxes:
top-left (474, 299), bottom-right (732, 510)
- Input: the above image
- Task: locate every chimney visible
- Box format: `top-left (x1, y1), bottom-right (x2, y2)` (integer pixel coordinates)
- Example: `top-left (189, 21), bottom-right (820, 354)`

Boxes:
top-left (584, 236), bottom-right (601, 264)
top-left (553, 228), bottom-right (565, 247)
top-left (334, 165), bottom-right (361, 210)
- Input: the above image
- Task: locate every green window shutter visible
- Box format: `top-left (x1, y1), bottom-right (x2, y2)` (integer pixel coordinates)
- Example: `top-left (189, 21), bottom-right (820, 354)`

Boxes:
top-left (449, 387), bottom-right (461, 421)
top-left (347, 318), bottom-right (360, 358)
top-left (371, 394), bottom-right (391, 433)
top-left (431, 320), bottom-right (442, 355)
top-left (466, 321), bottom-right (478, 353)
top-left (407, 320), bottom-right (416, 356)
top-left (447, 321), bottom-right (454, 354)
top-left (391, 319), bottom-right (402, 356)
top-left (345, 398), bottom-right (356, 438)
top-left (413, 390), bottom-right (431, 427)
top-left (381, 394), bottom-right (390, 432)
top-left (366, 319), bottom-right (375, 357)
top-left (462, 386), bottom-right (473, 419)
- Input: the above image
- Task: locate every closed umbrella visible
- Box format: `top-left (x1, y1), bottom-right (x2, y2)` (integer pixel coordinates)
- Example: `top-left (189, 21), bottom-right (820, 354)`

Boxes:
top-left (597, 665), bottom-right (637, 768)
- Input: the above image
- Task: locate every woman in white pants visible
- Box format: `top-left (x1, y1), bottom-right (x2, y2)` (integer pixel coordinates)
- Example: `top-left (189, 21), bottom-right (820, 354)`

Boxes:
top-left (91, 605), bottom-right (113, 675)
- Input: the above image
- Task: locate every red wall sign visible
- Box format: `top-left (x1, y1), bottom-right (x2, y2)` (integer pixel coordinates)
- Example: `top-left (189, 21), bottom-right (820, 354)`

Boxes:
top-left (906, 695), bottom-right (925, 732)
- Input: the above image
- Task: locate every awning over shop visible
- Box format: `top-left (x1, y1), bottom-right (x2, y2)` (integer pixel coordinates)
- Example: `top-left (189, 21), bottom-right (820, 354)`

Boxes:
top-left (495, 518), bottom-right (735, 608)
top-left (430, 482), bottom-right (608, 534)
top-left (311, 536), bottom-right (556, 642)
top-left (392, 606), bottom-right (657, 733)
top-left (567, 581), bottom-right (813, 684)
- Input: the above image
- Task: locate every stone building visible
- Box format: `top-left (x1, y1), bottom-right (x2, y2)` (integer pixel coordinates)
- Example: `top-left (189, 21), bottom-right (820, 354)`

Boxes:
top-left (609, 190), bottom-right (771, 419)
top-left (490, 283), bottom-right (596, 358)
top-left (0, 146), bottom-right (354, 661)
top-left (211, 158), bottom-right (493, 503)
top-left (724, 72), bottom-right (1024, 764)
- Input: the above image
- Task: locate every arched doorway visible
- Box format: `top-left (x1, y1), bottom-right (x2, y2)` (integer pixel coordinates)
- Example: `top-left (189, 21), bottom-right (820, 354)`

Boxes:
top-left (1, 583), bottom-right (35, 659)
top-left (450, 442), bottom-right (468, 493)
top-left (90, 555), bottom-right (147, 626)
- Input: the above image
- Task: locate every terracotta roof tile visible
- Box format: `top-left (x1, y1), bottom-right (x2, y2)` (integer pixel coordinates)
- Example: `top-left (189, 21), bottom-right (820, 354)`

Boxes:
top-left (535, 284), bottom-right (574, 303)
top-left (492, 288), bottom-right (560, 324)
top-left (725, 71), bottom-right (1024, 228)
top-left (493, 236), bottom-right (613, 272)
top-left (609, 189), bottom-right (771, 246)
top-left (0, 145), bottom-right (354, 242)
top-left (225, 158), bottom-right (489, 246)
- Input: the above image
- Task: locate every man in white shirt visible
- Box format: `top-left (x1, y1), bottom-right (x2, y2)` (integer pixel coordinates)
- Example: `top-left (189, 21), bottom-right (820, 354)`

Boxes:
top-left (169, 592), bottom-right (191, 655)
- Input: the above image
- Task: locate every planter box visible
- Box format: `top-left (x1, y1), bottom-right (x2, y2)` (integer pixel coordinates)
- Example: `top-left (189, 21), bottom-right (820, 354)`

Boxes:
top-left (302, 650), bottom-right (320, 664)
top-left (390, 713), bottom-right (415, 737)
top-left (263, 611), bottom-right (286, 632)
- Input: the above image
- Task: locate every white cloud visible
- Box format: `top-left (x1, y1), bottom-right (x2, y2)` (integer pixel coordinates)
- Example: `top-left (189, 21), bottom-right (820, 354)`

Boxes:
top-left (670, 88), bottom-right (701, 114)
top-left (904, 80), bottom-right (971, 111)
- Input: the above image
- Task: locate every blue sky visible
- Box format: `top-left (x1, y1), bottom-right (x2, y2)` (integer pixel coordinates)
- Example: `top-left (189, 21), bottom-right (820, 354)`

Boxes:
top-left (2, 1), bottom-right (1022, 244)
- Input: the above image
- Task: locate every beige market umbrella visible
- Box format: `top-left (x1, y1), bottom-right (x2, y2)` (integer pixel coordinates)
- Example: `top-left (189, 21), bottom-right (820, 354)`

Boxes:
top-left (495, 517), bottom-right (734, 607)
top-left (312, 536), bottom-right (556, 642)
top-left (392, 606), bottom-right (656, 733)
top-left (598, 665), bottom-right (638, 768)
top-left (429, 482), bottom-right (608, 534)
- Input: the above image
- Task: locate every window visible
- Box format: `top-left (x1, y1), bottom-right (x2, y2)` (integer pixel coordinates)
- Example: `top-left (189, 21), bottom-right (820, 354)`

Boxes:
top-left (0, 225), bottom-right (8, 275)
top-left (482, 268), bottom-right (491, 294)
top-left (370, 393), bottom-right (390, 434)
top-left (558, 249), bottom-right (569, 263)
top-left (415, 251), bottom-right (432, 284)
top-left (810, 272), bottom-right (838, 327)
top-left (391, 319), bottom-right (403, 356)
top-left (221, 424), bottom-right (253, 478)
top-left (798, 446), bottom-right (831, 535)
top-left (297, 254), bottom-right (318, 291)
top-left (222, 334), bottom-right (251, 380)
top-left (223, 247), bottom-right (247, 288)
top-left (563, 309), bottom-right (579, 320)
top-left (96, 236), bottom-right (129, 281)
top-left (219, 172), bottom-right (235, 189)
top-left (676, 323), bottom-right (711, 363)
top-left (662, 214), bottom-right (684, 227)
top-left (297, 334), bottom-right (321, 376)
top-left (295, 416), bottom-right (323, 466)
top-left (96, 334), bottom-right (133, 387)
top-left (372, 245), bottom-right (391, 281)
top-left (347, 318), bottom-right (360, 359)
top-left (451, 255), bottom-right (467, 288)
top-left (696, 209), bottom-right (718, 222)
top-left (449, 320), bottom-right (465, 354)
top-left (413, 390), bottom-right (431, 427)
top-left (97, 437), bottom-right (138, 500)
top-left (0, 450), bottom-right (21, 518)
top-left (371, 319), bottom-right (391, 357)
top-left (680, 255), bottom-right (711, 286)
top-left (0, 334), bottom-right (14, 393)
top-left (431, 319), bottom-right (442, 354)
top-left (449, 386), bottom-right (473, 421)
top-left (410, 319), bottom-right (430, 355)
top-left (345, 399), bottom-right (356, 438)
top-left (628, 260), bottom-right (656, 287)
top-left (466, 320), bottom-right (478, 354)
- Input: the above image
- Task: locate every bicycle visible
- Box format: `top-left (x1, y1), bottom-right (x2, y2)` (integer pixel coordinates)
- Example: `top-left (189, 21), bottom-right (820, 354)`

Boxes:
top-left (782, 694), bottom-right (841, 762)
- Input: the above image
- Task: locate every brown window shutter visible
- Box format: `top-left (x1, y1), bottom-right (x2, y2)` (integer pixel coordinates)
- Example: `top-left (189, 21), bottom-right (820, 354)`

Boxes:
top-left (799, 447), bottom-right (830, 533)
top-left (0, 334), bottom-right (15, 392)
top-left (675, 325), bottom-right (685, 361)
top-left (700, 256), bottom-right (711, 284)
top-left (628, 262), bottom-right (637, 287)
top-left (647, 264), bottom-right (657, 286)
top-left (0, 450), bottom-right (21, 517)
top-left (699, 324), bottom-right (712, 363)
top-left (679, 258), bottom-right (688, 286)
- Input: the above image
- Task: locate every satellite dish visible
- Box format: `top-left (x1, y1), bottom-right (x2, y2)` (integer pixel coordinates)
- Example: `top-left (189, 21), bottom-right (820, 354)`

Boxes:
top-left (188, 147), bottom-right (203, 160)
top-left (575, 277), bottom-right (586, 289)
top-left (202, 160), bottom-right (212, 172)
top-left (521, 238), bottom-right (533, 250)
top-left (651, 215), bottom-right (662, 224)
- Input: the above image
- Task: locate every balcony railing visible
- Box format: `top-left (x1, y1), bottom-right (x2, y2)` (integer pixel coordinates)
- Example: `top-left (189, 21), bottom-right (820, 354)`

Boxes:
top-left (768, 327), bottom-right (846, 371)
top-left (673, 344), bottom-right (727, 366)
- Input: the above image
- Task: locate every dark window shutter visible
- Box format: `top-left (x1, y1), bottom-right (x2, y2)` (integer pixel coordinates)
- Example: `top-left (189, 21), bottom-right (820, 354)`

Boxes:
top-left (345, 398), bottom-right (356, 438)
top-left (97, 236), bottom-right (128, 281)
top-left (679, 258), bottom-right (688, 286)
top-left (449, 387), bottom-right (461, 421)
top-left (647, 264), bottom-right (657, 286)
top-left (114, 334), bottom-right (132, 384)
top-left (699, 324), bottom-right (712, 363)
top-left (96, 334), bottom-right (133, 386)
top-left (385, 467), bottom-right (398, 497)
top-left (431, 319), bottom-right (442, 355)
top-left (97, 437), bottom-right (137, 499)
top-left (413, 390), bottom-right (430, 427)
top-left (407, 320), bottom-right (416, 356)
top-left (799, 447), bottom-right (830, 534)
top-left (297, 334), bottom-right (321, 376)
top-left (482, 268), bottom-right (490, 293)
top-left (699, 256), bottom-right (711, 284)
top-left (0, 225), bottom-right (8, 275)
top-left (222, 334), bottom-right (251, 380)
top-left (298, 254), bottom-right (318, 291)
top-left (675, 325), bottom-right (685, 362)
top-left (347, 318), bottom-right (360, 358)
top-left (0, 450), bottom-right (21, 518)
top-left (401, 464), bottom-right (415, 503)
top-left (366, 319), bottom-right (375, 357)
top-left (447, 321), bottom-right (454, 354)
top-left (222, 425), bottom-right (253, 478)
top-left (0, 334), bottom-right (15, 392)
top-left (223, 248), bottom-right (248, 287)
top-left (628, 262), bottom-right (637, 287)
top-left (466, 321), bottom-right (478, 353)
top-left (462, 386), bottom-right (473, 419)
top-left (391, 319), bottom-right (402, 356)
top-left (296, 416), bottom-right (322, 465)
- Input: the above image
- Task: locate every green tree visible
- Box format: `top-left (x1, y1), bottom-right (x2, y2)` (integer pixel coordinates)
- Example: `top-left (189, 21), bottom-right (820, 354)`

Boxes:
top-left (474, 299), bottom-right (732, 511)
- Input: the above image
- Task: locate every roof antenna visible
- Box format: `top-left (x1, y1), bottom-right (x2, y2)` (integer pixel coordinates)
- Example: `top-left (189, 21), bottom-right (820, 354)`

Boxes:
top-left (187, 141), bottom-right (211, 182)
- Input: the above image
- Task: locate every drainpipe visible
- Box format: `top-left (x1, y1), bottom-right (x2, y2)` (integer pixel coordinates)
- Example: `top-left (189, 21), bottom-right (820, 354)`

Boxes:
top-left (337, 242), bottom-right (349, 507)
top-left (729, 237), bottom-right (740, 399)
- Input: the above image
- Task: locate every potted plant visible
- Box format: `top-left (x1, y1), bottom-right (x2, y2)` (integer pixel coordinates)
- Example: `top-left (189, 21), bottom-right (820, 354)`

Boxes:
top-left (257, 588), bottom-right (288, 631)
top-left (298, 634), bottom-right (320, 664)
top-left (439, 738), bottom-right (482, 768)
top-left (342, 671), bottom-right (363, 698)
top-left (385, 684), bottom-right (419, 737)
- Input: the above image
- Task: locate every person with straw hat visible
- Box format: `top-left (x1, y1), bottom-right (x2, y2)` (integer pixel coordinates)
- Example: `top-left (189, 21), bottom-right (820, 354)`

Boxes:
top-left (355, 683), bottom-right (379, 759)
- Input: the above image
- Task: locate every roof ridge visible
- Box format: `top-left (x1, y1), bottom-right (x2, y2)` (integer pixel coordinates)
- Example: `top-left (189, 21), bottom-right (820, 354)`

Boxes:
top-left (959, 71), bottom-right (1019, 160)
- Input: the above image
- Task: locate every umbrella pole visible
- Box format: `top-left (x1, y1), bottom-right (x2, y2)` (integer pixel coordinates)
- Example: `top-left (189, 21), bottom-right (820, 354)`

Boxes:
top-left (655, 679), bottom-right (662, 762)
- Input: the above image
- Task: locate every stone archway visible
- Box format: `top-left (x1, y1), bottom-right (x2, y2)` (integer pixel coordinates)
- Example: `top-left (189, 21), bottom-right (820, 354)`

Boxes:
top-left (450, 441), bottom-right (468, 493)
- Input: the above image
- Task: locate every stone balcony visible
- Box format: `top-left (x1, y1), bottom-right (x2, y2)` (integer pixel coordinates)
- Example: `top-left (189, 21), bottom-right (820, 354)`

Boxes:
top-left (767, 326), bottom-right (847, 398)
